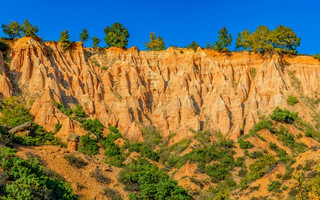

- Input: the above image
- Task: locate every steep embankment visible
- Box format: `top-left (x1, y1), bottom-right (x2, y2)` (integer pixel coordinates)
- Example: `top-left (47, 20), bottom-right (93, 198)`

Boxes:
top-left (1, 37), bottom-right (320, 199)
top-left (1, 37), bottom-right (320, 143)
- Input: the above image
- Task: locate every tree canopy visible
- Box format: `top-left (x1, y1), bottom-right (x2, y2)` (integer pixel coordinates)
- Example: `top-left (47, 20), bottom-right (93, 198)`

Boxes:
top-left (21, 19), bottom-right (38, 38)
top-left (145, 32), bottom-right (165, 51)
top-left (236, 25), bottom-right (301, 54)
top-left (104, 22), bottom-right (129, 48)
top-left (187, 41), bottom-right (200, 52)
top-left (1, 21), bottom-right (21, 39)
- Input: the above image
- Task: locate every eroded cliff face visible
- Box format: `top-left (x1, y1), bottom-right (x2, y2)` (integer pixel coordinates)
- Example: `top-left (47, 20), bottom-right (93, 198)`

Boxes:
top-left (1, 37), bottom-right (320, 142)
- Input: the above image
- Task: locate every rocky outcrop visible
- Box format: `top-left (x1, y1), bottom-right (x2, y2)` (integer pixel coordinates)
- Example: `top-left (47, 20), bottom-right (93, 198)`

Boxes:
top-left (1, 37), bottom-right (320, 142)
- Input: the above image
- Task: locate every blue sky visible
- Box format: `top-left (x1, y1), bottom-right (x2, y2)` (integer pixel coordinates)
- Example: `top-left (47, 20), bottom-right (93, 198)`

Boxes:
top-left (0, 0), bottom-right (319, 54)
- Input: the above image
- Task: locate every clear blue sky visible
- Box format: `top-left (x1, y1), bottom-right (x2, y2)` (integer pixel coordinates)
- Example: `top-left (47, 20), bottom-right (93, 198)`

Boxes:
top-left (0, 0), bottom-right (319, 54)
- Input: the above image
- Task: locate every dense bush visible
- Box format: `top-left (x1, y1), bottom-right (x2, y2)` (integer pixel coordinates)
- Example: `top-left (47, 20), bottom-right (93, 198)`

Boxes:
top-left (249, 154), bottom-right (277, 180)
top-left (52, 101), bottom-right (73, 116)
top-left (249, 120), bottom-right (276, 135)
top-left (287, 95), bottom-right (299, 106)
top-left (119, 158), bottom-right (192, 199)
top-left (0, 126), bottom-right (13, 146)
top-left (270, 107), bottom-right (298, 123)
top-left (267, 180), bottom-right (282, 192)
top-left (239, 139), bottom-right (254, 149)
top-left (73, 104), bottom-right (86, 118)
top-left (0, 96), bottom-right (33, 127)
top-left (13, 123), bottom-right (62, 146)
top-left (0, 146), bottom-right (77, 199)
top-left (140, 126), bottom-right (161, 150)
top-left (0, 38), bottom-right (8, 51)
top-left (128, 142), bottom-right (159, 161)
top-left (145, 32), bottom-right (165, 51)
top-left (82, 118), bottom-right (104, 139)
top-left (78, 134), bottom-right (99, 156)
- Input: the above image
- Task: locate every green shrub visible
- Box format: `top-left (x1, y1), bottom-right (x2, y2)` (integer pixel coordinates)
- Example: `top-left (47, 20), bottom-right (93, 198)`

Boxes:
top-left (187, 41), bottom-right (200, 52)
top-left (0, 126), bottom-right (13, 146)
top-left (313, 54), bottom-right (320, 60)
top-left (239, 139), bottom-right (254, 149)
top-left (270, 107), bottom-right (298, 123)
top-left (0, 146), bottom-right (77, 199)
top-left (249, 154), bottom-right (277, 180)
top-left (73, 104), bottom-right (86, 118)
top-left (287, 95), bottom-right (299, 106)
top-left (78, 134), bottom-right (99, 156)
top-left (63, 154), bottom-right (87, 169)
top-left (52, 101), bottom-right (73, 116)
top-left (119, 158), bottom-right (192, 199)
top-left (82, 118), bottom-right (104, 139)
top-left (282, 185), bottom-right (288, 190)
top-left (55, 123), bottom-right (62, 133)
top-left (13, 123), bottom-right (62, 146)
top-left (0, 96), bottom-right (33, 127)
top-left (89, 168), bottom-right (111, 184)
top-left (248, 150), bottom-right (264, 159)
top-left (0, 38), bottom-right (8, 51)
top-left (267, 180), bottom-right (281, 192)
top-left (249, 120), bottom-right (276, 135)
top-left (140, 125), bottom-right (161, 150)
top-left (21, 19), bottom-right (38, 38)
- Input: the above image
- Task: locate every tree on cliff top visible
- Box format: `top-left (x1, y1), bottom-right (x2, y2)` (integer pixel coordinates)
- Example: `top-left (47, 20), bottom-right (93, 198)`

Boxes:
top-left (59, 30), bottom-right (72, 51)
top-left (1, 21), bottom-right (21, 39)
top-left (92, 36), bottom-right (100, 48)
top-left (79, 28), bottom-right (89, 43)
top-left (236, 25), bottom-right (301, 54)
top-left (145, 32), bottom-right (165, 51)
top-left (187, 41), bottom-right (200, 52)
top-left (213, 27), bottom-right (232, 52)
top-left (104, 22), bottom-right (129, 48)
top-left (21, 19), bottom-right (39, 38)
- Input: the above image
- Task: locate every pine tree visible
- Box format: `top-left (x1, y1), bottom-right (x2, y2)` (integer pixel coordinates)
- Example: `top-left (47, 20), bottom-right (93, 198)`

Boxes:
top-left (1, 21), bottom-right (21, 39)
top-left (250, 25), bottom-right (272, 53)
top-left (186, 41), bottom-right (200, 52)
top-left (144, 32), bottom-right (165, 51)
top-left (104, 22), bottom-right (129, 48)
top-left (92, 36), bottom-right (100, 48)
top-left (79, 28), bottom-right (89, 43)
top-left (59, 30), bottom-right (71, 51)
top-left (235, 29), bottom-right (251, 51)
top-left (213, 27), bottom-right (232, 52)
top-left (21, 19), bottom-right (38, 38)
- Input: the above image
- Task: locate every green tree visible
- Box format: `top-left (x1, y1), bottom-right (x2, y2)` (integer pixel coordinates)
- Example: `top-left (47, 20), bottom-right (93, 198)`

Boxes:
top-left (250, 25), bottom-right (272, 53)
top-left (21, 19), bottom-right (38, 38)
top-left (213, 27), bottom-right (232, 52)
top-left (59, 30), bottom-right (72, 51)
top-left (92, 36), bottom-right (100, 48)
top-left (236, 28), bottom-right (252, 51)
top-left (1, 21), bottom-right (21, 39)
top-left (104, 22), bottom-right (129, 48)
top-left (269, 25), bottom-right (301, 54)
top-left (145, 32), bottom-right (165, 51)
top-left (79, 28), bottom-right (89, 43)
top-left (186, 41), bottom-right (200, 52)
